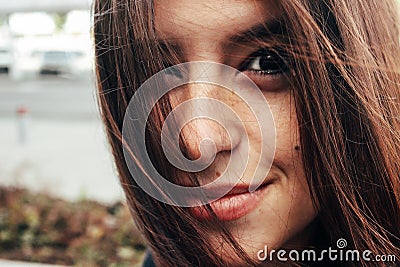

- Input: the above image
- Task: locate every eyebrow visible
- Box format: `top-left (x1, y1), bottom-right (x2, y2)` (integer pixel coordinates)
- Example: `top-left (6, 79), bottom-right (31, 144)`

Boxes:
top-left (227, 18), bottom-right (286, 46)
top-left (156, 17), bottom-right (288, 60)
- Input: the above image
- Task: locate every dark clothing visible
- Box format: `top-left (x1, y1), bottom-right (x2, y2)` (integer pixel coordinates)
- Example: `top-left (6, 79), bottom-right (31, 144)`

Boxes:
top-left (142, 249), bottom-right (156, 267)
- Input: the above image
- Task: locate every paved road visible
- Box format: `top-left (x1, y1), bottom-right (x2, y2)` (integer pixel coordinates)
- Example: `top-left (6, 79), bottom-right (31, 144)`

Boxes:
top-left (0, 75), bottom-right (123, 203)
top-left (0, 74), bottom-right (98, 120)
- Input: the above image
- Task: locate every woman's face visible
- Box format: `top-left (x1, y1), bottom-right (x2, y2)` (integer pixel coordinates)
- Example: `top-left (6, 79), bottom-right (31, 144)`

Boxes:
top-left (154, 0), bottom-right (318, 261)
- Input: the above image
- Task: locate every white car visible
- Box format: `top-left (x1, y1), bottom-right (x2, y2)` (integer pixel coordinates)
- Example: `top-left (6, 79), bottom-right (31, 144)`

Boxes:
top-left (10, 35), bottom-right (93, 80)
top-left (38, 50), bottom-right (83, 75)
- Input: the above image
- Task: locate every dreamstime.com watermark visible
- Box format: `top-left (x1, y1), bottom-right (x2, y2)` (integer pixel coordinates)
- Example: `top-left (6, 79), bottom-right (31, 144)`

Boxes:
top-left (257, 238), bottom-right (397, 263)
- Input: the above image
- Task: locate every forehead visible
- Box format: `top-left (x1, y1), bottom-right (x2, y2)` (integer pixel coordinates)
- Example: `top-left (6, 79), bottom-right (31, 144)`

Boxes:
top-left (154, 0), bottom-right (282, 42)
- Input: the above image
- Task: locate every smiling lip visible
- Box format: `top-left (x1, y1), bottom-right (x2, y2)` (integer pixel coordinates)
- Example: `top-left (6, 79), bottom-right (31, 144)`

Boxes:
top-left (190, 183), bottom-right (272, 221)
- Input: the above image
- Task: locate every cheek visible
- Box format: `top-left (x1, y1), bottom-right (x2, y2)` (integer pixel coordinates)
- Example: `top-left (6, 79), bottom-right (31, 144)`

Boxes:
top-left (270, 91), bottom-right (314, 200)
top-left (270, 93), bottom-right (313, 213)
top-left (267, 91), bottom-right (300, 168)
top-left (259, 91), bottom-right (318, 244)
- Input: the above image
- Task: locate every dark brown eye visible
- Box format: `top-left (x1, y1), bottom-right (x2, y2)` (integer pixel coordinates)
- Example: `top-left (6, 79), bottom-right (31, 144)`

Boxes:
top-left (244, 49), bottom-right (289, 75)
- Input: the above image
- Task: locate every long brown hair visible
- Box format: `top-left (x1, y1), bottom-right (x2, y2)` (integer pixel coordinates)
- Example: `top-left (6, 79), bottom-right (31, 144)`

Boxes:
top-left (93, 0), bottom-right (400, 266)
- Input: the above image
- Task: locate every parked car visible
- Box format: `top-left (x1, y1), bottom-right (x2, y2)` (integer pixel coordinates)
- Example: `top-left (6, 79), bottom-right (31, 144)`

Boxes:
top-left (11, 35), bottom-right (93, 80)
top-left (0, 46), bottom-right (12, 73)
top-left (38, 50), bottom-right (84, 75)
top-left (11, 49), bottom-right (92, 79)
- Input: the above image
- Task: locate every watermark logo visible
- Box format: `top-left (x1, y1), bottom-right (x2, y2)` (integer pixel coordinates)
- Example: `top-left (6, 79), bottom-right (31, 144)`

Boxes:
top-left (122, 61), bottom-right (276, 207)
top-left (257, 238), bottom-right (397, 263)
top-left (336, 238), bottom-right (347, 249)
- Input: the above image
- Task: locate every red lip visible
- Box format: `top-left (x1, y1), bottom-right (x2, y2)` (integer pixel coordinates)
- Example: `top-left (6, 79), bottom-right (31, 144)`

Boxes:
top-left (190, 183), bottom-right (271, 221)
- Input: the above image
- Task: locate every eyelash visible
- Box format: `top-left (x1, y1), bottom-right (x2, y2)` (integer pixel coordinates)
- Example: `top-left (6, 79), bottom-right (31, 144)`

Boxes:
top-left (161, 47), bottom-right (290, 81)
top-left (240, 48), bottom-right (290, 77)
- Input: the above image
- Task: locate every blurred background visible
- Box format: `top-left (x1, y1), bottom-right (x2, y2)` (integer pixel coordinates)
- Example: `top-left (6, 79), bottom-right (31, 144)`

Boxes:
top-left (0, 0), bottom-right (123, 203)
top-left (0, 1), bottom-right (146, 266)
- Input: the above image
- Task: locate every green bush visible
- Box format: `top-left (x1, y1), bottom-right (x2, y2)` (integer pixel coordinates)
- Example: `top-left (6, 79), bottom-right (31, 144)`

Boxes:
top-left (0, 187), bottom-right (146, 266)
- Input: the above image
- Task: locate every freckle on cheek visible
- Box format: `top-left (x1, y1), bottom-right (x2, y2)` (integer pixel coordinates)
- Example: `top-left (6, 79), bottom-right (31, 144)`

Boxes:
top-left (216, 171), bottom-right (221, 177)
top-left (294, 145), bottom-right (300, 151)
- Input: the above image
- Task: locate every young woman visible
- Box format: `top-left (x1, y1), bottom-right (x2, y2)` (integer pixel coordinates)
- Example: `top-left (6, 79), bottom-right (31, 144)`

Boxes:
top-left (93, 0), bottom-right (400, 266)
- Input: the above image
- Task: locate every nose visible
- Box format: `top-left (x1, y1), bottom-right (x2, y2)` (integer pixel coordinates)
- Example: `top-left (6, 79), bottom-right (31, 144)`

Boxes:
top-left (177, 83), bottom-right (242, 166)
